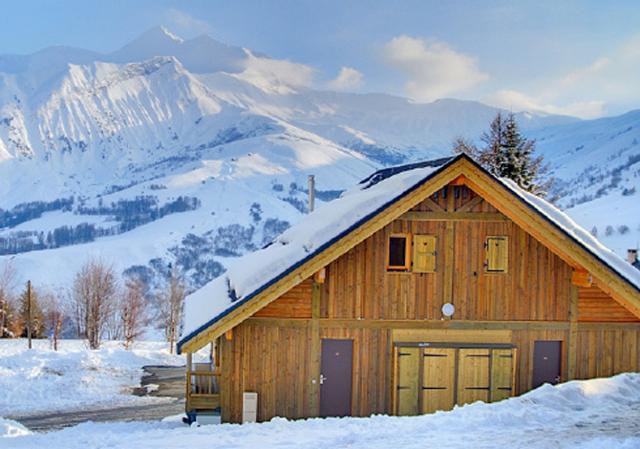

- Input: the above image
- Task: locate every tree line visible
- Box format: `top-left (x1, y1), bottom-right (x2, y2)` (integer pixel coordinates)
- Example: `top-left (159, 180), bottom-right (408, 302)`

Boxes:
top-left (0, 196), bottom-right (201, 256)
top-left (0, 259), bottom-right (186, 353)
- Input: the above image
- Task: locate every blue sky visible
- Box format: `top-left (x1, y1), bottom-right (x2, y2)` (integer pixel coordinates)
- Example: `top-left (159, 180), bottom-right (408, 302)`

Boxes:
top-left (1, 0), bottom-right (638, 118)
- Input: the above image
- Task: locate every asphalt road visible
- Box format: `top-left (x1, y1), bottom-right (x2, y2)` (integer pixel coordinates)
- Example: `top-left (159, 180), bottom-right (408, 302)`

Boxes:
top-left (11, 365), bottom-right (188, 432)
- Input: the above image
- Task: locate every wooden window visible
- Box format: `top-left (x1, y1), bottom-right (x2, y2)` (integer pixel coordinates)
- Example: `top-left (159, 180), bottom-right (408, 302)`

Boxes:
top-left (387, 234), bottom-right (411, 271)
top-left (413, 235), bottom-right (437, 273)
top-left (485, 236), bottom-right (508, 273)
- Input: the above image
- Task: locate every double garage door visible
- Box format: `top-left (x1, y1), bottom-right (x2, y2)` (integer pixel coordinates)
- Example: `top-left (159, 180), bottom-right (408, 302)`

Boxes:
top-left (394, 343), bottom-right (516, 415)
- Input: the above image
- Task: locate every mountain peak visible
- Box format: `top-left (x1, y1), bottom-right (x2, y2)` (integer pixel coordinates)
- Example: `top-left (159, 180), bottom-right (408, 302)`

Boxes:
top-left (109, 26), bottom-right (185, 64)
top-left (108, 26), bottom-right (247, 74)
top-left (134, 26), bottom-right (184, 45)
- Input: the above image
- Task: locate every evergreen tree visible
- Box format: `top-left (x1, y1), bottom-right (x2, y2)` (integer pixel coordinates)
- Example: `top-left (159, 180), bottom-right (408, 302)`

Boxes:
top-left (479, 112), bottom-right (507, 172)
top-left (453, 112), bottom-right (551, 195)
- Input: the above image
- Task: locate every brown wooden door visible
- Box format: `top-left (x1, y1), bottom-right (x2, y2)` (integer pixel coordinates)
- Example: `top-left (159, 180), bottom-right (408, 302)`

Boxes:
top-left (421, 347), bottom-right (455, 413)
top-left (490, 349), bottom-right (515, 402)
top-left (532, 341), bottom-right (562, 389)
top-left (320, 339), bottom-right (353, 417)
top-left (456, 348), bottom-right (490, 405)
top-left (396, 347), bottom-right (420, 415)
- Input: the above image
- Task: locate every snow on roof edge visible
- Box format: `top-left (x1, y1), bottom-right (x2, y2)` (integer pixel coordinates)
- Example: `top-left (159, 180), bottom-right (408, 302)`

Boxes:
top-left (499, 177), bottom-right (640, 293)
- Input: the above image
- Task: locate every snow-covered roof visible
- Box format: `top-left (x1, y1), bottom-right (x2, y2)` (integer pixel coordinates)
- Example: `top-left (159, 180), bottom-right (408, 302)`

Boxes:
top-left (179, 155), bottom-right (640, 351)
top-left (500, 177), bottom-right (640, 292)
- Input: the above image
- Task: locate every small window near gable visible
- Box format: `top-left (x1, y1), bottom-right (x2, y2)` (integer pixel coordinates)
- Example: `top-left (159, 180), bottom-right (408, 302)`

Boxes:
top-left (413, 235), bottom-right (437, 273)
top-left (388, 234), bottom-right (411, 271)
top-left (485, 236), bottom-right (508, 273)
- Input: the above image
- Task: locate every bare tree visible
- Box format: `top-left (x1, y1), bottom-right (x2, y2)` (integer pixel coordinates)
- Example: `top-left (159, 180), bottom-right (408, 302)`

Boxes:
top-left (158, 267), bottom-right (185, 354)
top-left (42, 292), bottom-right (64, 351)
top-left (121, 278), bottom-right (148, 349)
top-left (72, 259), bottom-right (118, 349)
top-left (452, 136), bottom-right (481, 159)
top-left (0, 262), bottom-right (17, 338)
top-left (104, 302), bottom-right (123, 341)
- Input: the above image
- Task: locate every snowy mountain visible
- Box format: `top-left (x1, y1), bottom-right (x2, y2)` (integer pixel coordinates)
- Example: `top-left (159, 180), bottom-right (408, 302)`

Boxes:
top-left (530, 110), bottom-right (640, 253)
top-left (0, 27), bottom-right (637, 295)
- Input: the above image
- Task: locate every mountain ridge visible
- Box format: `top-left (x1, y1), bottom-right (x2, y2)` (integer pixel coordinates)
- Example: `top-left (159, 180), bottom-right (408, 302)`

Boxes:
top-left (0, 26), bottom-right (637, 295)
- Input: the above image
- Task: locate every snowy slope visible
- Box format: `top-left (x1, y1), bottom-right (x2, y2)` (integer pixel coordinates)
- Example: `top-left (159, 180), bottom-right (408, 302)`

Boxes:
top-left (532, 109), bottom-right (640, 208)
top-left (4, 373), bottom-right (640, 447)
top-left (0, 26), bottom-right (637, 298)
top-left (530, 110), bottom-right (640, 255)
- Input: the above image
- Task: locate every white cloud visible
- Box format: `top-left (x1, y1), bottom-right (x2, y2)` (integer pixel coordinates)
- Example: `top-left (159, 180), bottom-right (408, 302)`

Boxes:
top-left (236, 50), bottom-right (316, 94)
top-left (327, 67), bottom-right (364, 91)
top-left (382, 35), bottom-right (488, 102)
top-left (487, 34), bottom-right (640, 119)
top-left (164, 8), bottom-right (213, 36)
top-left (488, 90), bottom-right (606, 119)
top-left (557, 57), bottom-right (610, 87)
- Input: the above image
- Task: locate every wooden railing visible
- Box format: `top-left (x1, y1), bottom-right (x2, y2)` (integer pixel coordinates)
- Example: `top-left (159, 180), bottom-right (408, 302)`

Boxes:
top-left (186, 361), bottom-right (221, 411)
top-left (189, 370), bottom-right (221, 395)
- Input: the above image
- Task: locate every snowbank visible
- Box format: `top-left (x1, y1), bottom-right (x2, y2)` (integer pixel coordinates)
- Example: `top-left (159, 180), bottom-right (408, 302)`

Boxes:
top-left (0, 339), bottom-right (184, 417)
top-left (5, 373), bottom-right (640, 448)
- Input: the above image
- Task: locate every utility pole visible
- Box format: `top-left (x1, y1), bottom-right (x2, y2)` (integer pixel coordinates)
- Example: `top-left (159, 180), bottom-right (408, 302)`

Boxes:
top-left (307, 175), bottom-right (315, 213)
top-left (27, 280), bottom-right (32, 349)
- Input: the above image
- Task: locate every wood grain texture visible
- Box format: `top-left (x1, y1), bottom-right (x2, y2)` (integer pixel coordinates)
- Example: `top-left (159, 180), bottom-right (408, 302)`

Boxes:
top-left (319, 190), bottom-right (572, 323)
top-left (578, 284), bottom-right (640, 322)
top-left (253, 279), bottom-right (313, 318)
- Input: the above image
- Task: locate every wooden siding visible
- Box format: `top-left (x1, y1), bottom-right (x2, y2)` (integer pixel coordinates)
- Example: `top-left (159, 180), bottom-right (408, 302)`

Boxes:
top-left (219, 318), bottom-right (640, 423)
top-left (252, 279), bottom-right (313, 318)
top-left (319, 190), bottom-right (572, 322)
top-left (578, 284), bottom-right (640, 322)
top-left (219, 320), bottom-right (391, 422)
top-left (574, 327), bottom-right (640, 378)
top-left (220, 320), bottom-right (313, 423)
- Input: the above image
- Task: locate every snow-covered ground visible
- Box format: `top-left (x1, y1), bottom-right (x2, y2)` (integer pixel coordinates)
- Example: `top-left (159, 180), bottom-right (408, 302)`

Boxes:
top-left (0, 339), bottom-right (185, 417)
top-left (2, 373), bottom-right (639, 448)
top-left (566, 192), bottom-right (640, 256)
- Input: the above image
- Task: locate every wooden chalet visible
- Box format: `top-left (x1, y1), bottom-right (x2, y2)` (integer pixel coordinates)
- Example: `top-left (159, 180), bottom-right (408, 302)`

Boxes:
top-left (177, 154), bottom-right (640, 424)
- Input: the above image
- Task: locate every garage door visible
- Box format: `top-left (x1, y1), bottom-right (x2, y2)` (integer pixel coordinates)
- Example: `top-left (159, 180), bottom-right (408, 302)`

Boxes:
top-left (395, 344), bottom-right (516, 415)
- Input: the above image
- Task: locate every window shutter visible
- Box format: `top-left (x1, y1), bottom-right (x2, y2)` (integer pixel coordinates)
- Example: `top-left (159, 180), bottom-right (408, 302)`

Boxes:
top-left (486, 236), bottom-right (508, 272)
top-left (413, 235), bottom-right (437, 273)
